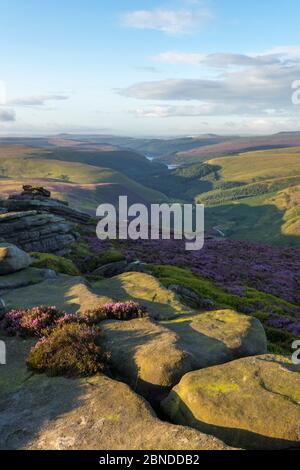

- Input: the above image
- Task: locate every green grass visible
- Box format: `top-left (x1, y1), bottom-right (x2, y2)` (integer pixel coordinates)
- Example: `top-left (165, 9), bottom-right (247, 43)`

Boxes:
top-left (207, 147), bottom-right (300, 183)
top-left (30, 252), bottom-right (80, 276)
top-left (67, 239), bottom-right (125, 273)
top-left (0, 145), bottom-right (169, 212)
top-left (188, 147), bottom-right (300, 245)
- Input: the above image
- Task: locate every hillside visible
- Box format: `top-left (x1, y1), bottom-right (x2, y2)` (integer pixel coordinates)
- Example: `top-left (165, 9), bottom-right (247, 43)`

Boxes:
top-left (161, 133), bottom-right (300, 165)
top-left (0, 140), bottom-right (300, 247)
top-left (193, 147), bottom-right (300, 246)
top-left (55, 132), bottom-right (300, 165)
top-left (0, 145), bottom-right (168, 212)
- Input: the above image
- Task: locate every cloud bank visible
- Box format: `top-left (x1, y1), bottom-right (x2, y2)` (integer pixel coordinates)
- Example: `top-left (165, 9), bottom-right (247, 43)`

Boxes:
top-left (120, 47), bottom-right (300, 119)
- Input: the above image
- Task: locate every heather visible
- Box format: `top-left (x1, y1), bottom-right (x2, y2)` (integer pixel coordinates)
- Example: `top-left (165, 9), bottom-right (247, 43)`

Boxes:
top-left (74, 236), bottom-right (300, 345)
top-left (1, 301), bottom-right (148, 338)
top-left (27, 323), bottom-right (105, 377)
top-left (116, 237), bottom-right (300, 306)
top-left (83, 301), bottom-right (148, 322)
top-left (1, 301), bottom-right (148, 377)
top-left (0, 306), bottom-right (68, 338)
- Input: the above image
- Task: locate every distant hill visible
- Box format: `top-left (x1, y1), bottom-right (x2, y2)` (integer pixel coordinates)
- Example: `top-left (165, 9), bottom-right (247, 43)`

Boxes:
top-left (48, 132), bottom-right (300, 165)
top-left (0, 145), bottom-right (168, 212)
top-left (1, 137), bottom-right (300, 247)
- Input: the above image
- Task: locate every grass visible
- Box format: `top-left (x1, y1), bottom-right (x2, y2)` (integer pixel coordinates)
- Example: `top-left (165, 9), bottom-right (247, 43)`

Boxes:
top-left (206, 147), bottom-right (300, 183)
top-left (190, 148), bottom-right (300, 245)
top-left (0, 145), bottom-right (168, 210)
top-left (30, 252), bottom-right (80, 276)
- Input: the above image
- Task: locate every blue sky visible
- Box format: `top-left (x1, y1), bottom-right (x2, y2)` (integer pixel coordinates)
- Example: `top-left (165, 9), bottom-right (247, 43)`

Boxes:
top-left (1, 0), bottom-right (300, 136)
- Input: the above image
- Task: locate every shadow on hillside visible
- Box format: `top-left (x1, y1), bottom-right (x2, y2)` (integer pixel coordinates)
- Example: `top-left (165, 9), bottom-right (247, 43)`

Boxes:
top-left (205, 202), bottom-right (300, 247)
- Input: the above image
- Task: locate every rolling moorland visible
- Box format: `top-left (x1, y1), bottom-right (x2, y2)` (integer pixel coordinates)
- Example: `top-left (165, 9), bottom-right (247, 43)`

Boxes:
top-left (1, 137), bottom-right (300, 245)
top-left (0, 135), bottom-right (300, 450)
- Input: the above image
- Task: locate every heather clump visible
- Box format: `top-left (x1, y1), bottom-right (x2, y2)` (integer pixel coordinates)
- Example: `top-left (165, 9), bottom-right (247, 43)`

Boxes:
top-left (0, 301), bottom-right (148, 377)
top-left (83, 301), bottom-right (148, 323)
top-left (27, 322), bottom-right (105, 377)
top-left (0, 306), bottom-right (68, 338)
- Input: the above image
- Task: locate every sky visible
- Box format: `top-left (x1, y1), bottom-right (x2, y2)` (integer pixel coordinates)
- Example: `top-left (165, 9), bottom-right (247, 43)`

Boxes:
top-left (1, 0), bottom-right (300, 136)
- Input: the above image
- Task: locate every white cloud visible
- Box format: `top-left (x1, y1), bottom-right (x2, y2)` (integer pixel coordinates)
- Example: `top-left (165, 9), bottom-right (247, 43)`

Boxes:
top-left (122, 7), bottom-right (212, 35)
top-left (8, 94), bottom-right (69, 106)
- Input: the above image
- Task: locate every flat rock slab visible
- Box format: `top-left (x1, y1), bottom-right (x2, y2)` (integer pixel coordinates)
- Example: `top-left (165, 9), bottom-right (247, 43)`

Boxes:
top-left (0, 338), bottom-right (232, 450)
top-left (0, 267), bottom-right (56, 292)
top-left (2, 275), bottom-right (102, 314)
top-left (92, 272), bottom-right (188, 320)
top-left (162, 354), bottom-right (300, 450)
top-left (2, 272), bottom-right (187, 319)
top-left (161, 309), bottom-right (267, 367)
top-left (100, 310), bottom-right (267, 402)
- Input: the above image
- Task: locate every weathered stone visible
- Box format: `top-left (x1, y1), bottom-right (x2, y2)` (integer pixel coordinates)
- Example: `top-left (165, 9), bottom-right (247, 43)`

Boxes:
top-left (2, 275), bottom-right (100, 314)
top-left (0, 243), bottom-right (32, 274)
top-left (0, 267), bottom-right (57, 292)
top-left (2, 271), bottom-right (187, 320)
top-left (168, 284), bottom-right (215, 309)
top-left (22, 185), bottom-right (51, 198)
top-left (92, 260), bottom-right (128, 277)
top-left (163, 309), bottom-right (267, 364)
top-left (92, 272), bottom-right (188, 320)
top-left (162, 354), bottom-right (300, 450)
top-left (100, 310), bottom-right (267, 402)
top-left (0, 211), bottom-right (77, 255)
top-left (100, 317), bottom-right (193, 402)
top-left (4, 191), bottom-right (91, 224)
top-left (0, 336), bottom-right (233, 450)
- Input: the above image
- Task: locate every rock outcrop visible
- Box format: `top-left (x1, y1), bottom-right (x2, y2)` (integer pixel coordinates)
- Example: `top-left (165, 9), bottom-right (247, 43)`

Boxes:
top-left (0, 243), bottom-right (32, 274)
top-left (0, 335), bottom-right (233, 450)
top-left (100, 310), bottom-right (267, 402)
top-left (162, 354), bottom-right (300, 450)
top-left (0, 211), bottom-right (77, 255)
top-left (2, 186), bottom-right (91, 225)
top-left (0, 186), bottom-right (91, 255)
